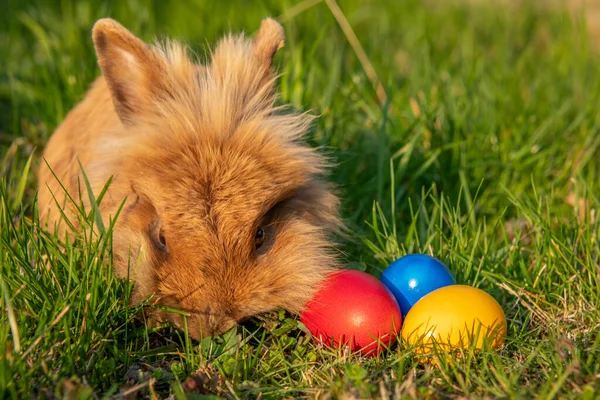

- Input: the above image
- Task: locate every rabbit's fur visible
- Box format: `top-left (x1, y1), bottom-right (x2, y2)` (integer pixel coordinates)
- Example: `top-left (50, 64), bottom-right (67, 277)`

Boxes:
top-left (37, 18), bottom-right (341, 338)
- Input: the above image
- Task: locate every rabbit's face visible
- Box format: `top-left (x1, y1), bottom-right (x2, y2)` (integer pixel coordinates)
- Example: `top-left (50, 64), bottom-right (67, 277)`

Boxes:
top-left (116, 130), bottom-right (339, 338)
top-left (89, 19), bottom-right (341, 338)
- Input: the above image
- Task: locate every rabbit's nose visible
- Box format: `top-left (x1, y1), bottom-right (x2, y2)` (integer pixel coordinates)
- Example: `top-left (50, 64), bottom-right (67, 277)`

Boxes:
top-left (187, 313), bottom-right (235, 338)
top-left (206, 316), bottom-right (236, 336)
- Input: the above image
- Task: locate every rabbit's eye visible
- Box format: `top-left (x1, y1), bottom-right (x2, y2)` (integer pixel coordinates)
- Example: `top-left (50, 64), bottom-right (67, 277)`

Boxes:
top-left (151, 224), bottom-right (168, 253)
top-left (255, 227), bottom-right (265, 249)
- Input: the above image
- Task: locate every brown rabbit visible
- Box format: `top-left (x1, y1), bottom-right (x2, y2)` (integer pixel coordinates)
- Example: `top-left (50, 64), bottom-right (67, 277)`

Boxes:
top-left (37, 17), bottom-right (341, 338)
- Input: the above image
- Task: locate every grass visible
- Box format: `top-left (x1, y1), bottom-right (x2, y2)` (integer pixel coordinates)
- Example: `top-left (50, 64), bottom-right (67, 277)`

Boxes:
top-left (1, 0), bottom-right (600, 398)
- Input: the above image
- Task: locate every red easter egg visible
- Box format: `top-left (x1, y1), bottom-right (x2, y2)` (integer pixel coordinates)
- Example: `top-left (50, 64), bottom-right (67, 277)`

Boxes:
top-left (300, 270), bottom-right (402, 356)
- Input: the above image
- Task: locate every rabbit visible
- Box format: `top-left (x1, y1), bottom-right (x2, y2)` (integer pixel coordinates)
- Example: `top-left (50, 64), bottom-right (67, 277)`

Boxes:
top-left (37, 17), bottom-right (342, 339)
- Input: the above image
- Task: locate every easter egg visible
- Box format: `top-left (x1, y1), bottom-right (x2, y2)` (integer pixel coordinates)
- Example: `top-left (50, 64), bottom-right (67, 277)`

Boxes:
top-left (300, 270), bottom-right (402, 356)
top-left (401, 285), bottom-right (507, 354)
top-left (380, 254), bottom-right (456, 317)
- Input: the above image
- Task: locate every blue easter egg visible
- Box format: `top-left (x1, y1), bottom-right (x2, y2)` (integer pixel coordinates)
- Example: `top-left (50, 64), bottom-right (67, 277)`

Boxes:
top-left (380, 254), bottom-right (456, 317)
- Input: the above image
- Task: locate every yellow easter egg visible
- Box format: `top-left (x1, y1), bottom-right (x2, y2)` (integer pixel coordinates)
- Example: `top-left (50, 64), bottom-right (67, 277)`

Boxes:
top-left (401, 285), bottom-right (507, 354)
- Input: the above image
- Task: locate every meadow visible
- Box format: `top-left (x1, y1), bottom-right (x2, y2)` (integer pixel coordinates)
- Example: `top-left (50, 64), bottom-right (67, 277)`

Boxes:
top-left (1, 0), bottom-right (599, 398)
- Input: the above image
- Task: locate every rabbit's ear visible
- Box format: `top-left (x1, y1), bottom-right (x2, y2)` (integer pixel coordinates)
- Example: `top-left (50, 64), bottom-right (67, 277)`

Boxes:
top-left (253, 18), bottom-right (285, 70)
top-left (92, 18), bottom-right (168, 125)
